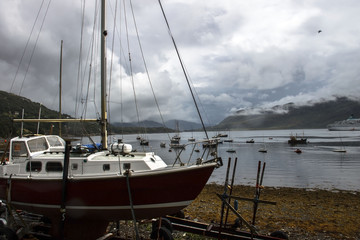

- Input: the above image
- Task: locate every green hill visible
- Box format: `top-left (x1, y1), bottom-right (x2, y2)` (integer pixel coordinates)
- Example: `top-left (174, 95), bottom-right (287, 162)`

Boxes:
top-left (0, 90), bottom-right (101, 138)
top-left (0, 91), bottom-right (172, 138)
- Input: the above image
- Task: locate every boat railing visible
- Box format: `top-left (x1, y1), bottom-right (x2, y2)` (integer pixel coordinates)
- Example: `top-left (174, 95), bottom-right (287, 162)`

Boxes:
top-left (171, 139), bottom-right (222, 168)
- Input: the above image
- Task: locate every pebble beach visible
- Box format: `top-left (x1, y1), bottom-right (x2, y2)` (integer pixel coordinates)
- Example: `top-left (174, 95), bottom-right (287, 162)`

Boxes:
top-left (183, 184), bottom-right (360, 239)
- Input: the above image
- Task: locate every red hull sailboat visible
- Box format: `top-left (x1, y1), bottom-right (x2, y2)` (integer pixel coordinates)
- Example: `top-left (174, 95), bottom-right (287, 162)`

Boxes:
top-left (0, 1), bottom-right (221, 239)
top-left (0, 152), bottom-right (216, 221)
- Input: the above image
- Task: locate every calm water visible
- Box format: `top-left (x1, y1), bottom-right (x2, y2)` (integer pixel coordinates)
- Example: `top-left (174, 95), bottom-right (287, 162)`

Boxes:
top-left (91, 129), bottom-right (360, 191)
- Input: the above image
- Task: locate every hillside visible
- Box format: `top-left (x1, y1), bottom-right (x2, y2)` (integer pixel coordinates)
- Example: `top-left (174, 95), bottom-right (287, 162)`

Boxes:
top-left (214, 97), bottom-right (360, 130)
top-left (0, 91), bottom-right (105, 138)
top-left (2, 91), bottom-right (360, 138)
top-left (0, 91), bottom-right (172, 138)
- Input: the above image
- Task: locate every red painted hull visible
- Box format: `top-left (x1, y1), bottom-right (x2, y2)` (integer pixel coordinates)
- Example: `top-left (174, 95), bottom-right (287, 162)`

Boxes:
top-left (0, 164), bottom-right (215, 221)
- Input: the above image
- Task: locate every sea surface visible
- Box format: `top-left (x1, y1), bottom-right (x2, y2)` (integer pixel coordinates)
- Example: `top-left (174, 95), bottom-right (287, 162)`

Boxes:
top-left (93, 129), bottom-right (360, 191)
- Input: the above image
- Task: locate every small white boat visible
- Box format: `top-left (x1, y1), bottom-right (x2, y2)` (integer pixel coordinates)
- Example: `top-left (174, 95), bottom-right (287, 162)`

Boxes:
top-left (258, 148), bottom-right (267, 153)
top-left (226, 148), bottom-right (236, 153)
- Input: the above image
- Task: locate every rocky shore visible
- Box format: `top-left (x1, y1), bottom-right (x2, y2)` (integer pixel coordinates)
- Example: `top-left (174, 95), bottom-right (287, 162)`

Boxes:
top-left (182, 184), bottom-right (360, 240)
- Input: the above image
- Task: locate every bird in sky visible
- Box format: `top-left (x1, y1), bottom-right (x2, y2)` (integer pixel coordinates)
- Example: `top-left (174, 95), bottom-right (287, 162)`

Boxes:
top-left (318, 30), bottom-right (322, 34)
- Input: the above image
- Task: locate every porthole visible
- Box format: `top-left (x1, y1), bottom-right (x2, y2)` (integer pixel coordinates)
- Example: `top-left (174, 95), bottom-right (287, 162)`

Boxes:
top-left (103, 164), bottom-right (110, 171)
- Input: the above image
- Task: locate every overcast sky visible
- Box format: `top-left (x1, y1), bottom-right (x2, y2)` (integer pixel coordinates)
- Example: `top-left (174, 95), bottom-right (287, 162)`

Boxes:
top-left (1, 0), bottom-right (360, 125)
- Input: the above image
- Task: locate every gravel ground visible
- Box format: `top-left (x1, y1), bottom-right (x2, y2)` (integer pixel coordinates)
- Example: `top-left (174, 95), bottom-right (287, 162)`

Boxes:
top-left (182, 184), bottom-right (360, 240)
top-left (110, 184), bottom-right (359, 239)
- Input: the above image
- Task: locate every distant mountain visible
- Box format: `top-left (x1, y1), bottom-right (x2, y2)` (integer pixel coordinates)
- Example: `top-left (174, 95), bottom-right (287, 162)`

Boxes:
top-left (164, 120), bottom-right (204, 131)
top-left (213, 97), bottom-right (360, 130)
top-left (112, 120), bottom-right (164, 128)
top-left (111, 119), bottom-right (203, 131)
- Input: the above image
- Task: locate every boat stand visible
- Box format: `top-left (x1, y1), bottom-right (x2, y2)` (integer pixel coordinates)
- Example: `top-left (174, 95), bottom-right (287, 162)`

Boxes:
top-left (0, 202), bottom-right (53, 240)
top-left (164, 158), bottom-right (286, 240)
top-left (165, 215), bottom-right (283, 240)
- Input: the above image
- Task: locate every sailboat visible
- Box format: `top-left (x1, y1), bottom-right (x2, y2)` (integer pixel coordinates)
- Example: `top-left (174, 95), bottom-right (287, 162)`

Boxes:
top-left (0, 1), bottom-right (221, 239)
top-left (258, 135), bottom-right (267, 153)
top-left (333, 136), bottom-right (346, 152)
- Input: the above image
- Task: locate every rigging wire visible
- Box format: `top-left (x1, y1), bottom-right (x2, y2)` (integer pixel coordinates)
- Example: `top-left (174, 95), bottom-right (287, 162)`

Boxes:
top-left (18, 0), bottom-right (52, 96)
top-left (118, 1), bottom-right (124, 140)
top-left (107, 0), bottom-right (119, 136)
top-left (75, 0), bottom-right (87, 119)
top-left (157, 0), bottom-right (209, 139)
top-left (77, 1), bottom-right (102, 121)
top-left (10, 0), bottom-right (46, 94)
top-left (123, 0), bottom-right (148, 142)
top-left (90, 2), bottom-right (101, 121)
top-left (129, 0), bottom-right (172, 141)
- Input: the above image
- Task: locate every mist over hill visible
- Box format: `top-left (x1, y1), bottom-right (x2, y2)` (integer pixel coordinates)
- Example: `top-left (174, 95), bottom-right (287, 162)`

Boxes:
top-left (213, 97), bottom-right (360, 130)
top-left (1, 90), bottom-right (359, 138)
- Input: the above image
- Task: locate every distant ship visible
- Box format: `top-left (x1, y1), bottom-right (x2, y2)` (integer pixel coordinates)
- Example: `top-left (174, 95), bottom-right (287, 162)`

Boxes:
top-left (327, 115), bottom-right (360, 131)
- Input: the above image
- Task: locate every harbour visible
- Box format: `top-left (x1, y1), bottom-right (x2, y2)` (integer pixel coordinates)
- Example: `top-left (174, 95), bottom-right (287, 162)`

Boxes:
top-left (1, 0), bottom-right (359, 238)
top-left (107, 128), bottom-right (360, 191)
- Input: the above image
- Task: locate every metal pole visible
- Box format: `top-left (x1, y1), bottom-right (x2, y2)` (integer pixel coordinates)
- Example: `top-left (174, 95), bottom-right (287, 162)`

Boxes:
top-left (37, 103), bottom-right (41, 134)
top-left (20, 109), bottom-right (24, 138)
top-left (100, 0), bottom-right (108, 149)
top-left (218, 157), bottom-right (232, 239)
top-left (125, 172), bottom-right (140, 240)
top-left (224, 157), bottom-right (238, 225)
top-left (59, 40), bottom-right (63, 136)
top-left (253, 162), bottom-right (266, 225)
top-left (59, 140), bottom-right (71, 239)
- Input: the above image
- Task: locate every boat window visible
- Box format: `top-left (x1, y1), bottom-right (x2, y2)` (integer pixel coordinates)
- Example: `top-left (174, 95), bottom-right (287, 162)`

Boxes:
top-left (26, 161), bottom-right (42, 172)
top-left (71, 163), bottom-right (78, 170)
top-left (103, 164), bottom-right (110, 171)
top-left (12, 141), bottom-right (28, 158)
top-left (28, 137), bottom-right (49, 153)
top-left (47, 136), bottom-right (65, 147)
top-left (46, 162), bottom-right (63, 172)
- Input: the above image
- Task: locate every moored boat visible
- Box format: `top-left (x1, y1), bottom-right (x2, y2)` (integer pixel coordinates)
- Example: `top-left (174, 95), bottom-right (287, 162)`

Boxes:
top-left (288, 135), bottom-right (307, 145)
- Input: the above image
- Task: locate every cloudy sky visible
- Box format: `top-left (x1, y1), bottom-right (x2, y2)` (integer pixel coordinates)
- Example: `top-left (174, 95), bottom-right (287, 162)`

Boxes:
top-left (1, 0), bottom-right (360, 125)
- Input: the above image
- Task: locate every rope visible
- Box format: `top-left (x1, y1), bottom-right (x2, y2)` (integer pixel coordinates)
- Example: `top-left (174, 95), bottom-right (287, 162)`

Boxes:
top-left (10, 0), bottom-right (46, 93)
top-left (75, 0), bottom-right (86, 119)
top-left (125, 172), bottom-right (140, 240)
top-left (129, 0), bottom-right (172, 141)
top-left (158, 0), bottom-right (209, 139)
top-left (123, 1), bottom-right (148, 149)
top-left (19, 0), bottom-right (52, 96)
top-left (107, 0), bottom-right (119, 135)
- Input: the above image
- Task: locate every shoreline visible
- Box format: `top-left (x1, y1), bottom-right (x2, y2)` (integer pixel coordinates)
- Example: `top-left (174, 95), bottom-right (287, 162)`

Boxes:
top-left (183, 183), bottom-right (360, 239)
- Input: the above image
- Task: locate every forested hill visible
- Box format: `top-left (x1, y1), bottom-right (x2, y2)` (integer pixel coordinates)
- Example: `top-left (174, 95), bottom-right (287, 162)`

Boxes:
top-left (213, 97), bottom-right (360, 130)
top-left (0, 90), bottom-right (76, 137)
top-left (0, 90), bottom-right (172, 138)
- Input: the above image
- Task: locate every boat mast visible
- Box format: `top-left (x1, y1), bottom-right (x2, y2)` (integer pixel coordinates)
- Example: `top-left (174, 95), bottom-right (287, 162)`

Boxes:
top-left (59, 40), bottom-right (63, 137)
top-left (101, 0), bottom-right (108, 149)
